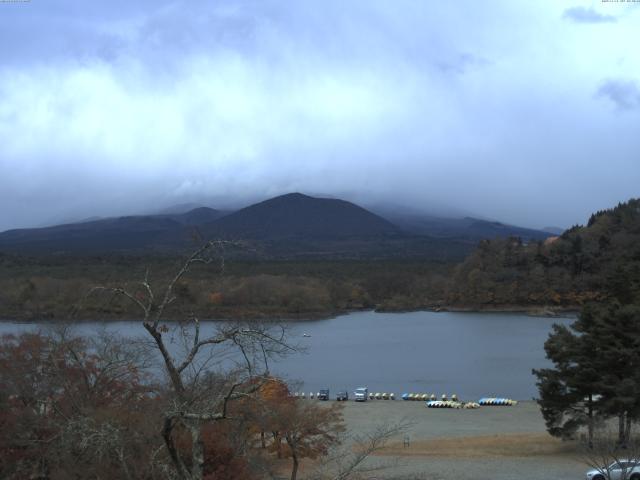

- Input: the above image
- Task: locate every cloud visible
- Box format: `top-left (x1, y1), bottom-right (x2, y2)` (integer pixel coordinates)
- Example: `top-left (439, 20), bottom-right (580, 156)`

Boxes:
top-left (436, 53), bottom-right (491, 76)
top-left (0, 1), bottom-right (639, 232)
top-left (562, 6), bottom-right (616, 23)
top-left (596, 79), bottom-right (640, 111)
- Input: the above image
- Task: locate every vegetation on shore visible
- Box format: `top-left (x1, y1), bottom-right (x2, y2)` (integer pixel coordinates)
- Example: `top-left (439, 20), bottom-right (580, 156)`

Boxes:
top-left (449, 199), bottom-right (640, 308)
top-left (0, 256), bottom-right (452, 321)
top-left (1, 199), bottom-right (638, 321)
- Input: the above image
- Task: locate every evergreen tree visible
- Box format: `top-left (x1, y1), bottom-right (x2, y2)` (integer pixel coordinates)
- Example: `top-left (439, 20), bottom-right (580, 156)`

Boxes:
top-left (534, 301), bottom-right (640, 447)
top-left (533, 320), bottom-right (602, 446)
top-left (582, 303), bottom-right (640, 446)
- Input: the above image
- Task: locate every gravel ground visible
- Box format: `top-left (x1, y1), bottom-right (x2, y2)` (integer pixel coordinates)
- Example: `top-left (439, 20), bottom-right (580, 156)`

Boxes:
top-left (335, 400), bottom-right (586, 480)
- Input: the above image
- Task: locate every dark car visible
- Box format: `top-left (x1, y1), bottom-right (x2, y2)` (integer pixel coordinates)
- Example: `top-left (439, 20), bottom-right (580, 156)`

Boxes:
top-left (336, 391), bottom-right (348, 401)
top-left (318, 388), bottom-right (330, 400)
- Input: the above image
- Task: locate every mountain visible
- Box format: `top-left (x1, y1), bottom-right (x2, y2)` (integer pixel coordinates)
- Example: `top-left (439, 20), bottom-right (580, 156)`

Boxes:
top-left (0, 194), bottom-right (404, 256)
top-left (203, 193), bottom-right (399, 240)
top-left (166, 207), bottom-right (227, 226)
top-left (0, 192), bottom-right (550, 260)
top-left (196, 193), bottom-right (471, 260)
top-left (378, 211), bottom-right (552, 241)
top-left (0, 207), bottom-right (224, 254)
top-left (155, 203), bottom-right (205, 215)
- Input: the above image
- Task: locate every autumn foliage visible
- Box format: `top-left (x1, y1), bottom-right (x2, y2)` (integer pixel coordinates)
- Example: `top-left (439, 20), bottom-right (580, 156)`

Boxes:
top-left (0, 331), bottom-right (160, 479)
top-left (0, 334), bottom-right (345, 480)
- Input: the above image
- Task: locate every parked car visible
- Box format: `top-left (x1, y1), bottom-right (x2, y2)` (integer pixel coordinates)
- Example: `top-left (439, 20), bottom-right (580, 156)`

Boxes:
top-left (318, 388), bottom-right (330, 400)
top-left (336, 391), bottom-right (348, 401)
top-left (354, 387), bottom-right (368, 402)
top-left (586, 460), bottom-right (640, 480)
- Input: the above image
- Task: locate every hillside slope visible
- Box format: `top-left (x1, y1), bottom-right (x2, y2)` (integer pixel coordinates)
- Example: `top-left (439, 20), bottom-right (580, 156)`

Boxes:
top-left (447, 199), bottom-right (640, 308)
top-left (379, 212), bottom-right (552, 241)
top-left (0, 208), bottom-right (224, 254)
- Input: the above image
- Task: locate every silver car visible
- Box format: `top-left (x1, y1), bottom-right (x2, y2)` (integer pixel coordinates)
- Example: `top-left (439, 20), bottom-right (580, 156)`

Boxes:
top-left (354, 387), bottom-right (368, 402)
top-left (586, 460), bottom-right (640, 480)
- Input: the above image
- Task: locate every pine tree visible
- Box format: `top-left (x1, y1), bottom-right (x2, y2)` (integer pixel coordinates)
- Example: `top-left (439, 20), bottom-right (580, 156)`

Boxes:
top-left (582, 303), bottom-right (640, 446)
top-left (533, 320), bottom-right (602, 447)
top-left (534, 301), bottom-right (640, 448)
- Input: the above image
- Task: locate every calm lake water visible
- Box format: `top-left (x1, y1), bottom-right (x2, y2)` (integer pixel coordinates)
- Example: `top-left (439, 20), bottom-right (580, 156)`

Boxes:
top-left (0, 310), bottom-right (572, 401)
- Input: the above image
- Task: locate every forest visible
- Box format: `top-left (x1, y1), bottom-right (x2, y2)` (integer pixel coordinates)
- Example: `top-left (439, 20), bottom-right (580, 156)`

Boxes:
top-left (449, 199), bottom-right (640, 309)
top-left (0, 256), bottom-right (452, 321)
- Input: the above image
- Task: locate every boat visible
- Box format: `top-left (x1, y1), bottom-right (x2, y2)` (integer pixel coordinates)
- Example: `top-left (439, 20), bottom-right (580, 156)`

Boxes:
top-left (303, 333), bottom-right (311, 337)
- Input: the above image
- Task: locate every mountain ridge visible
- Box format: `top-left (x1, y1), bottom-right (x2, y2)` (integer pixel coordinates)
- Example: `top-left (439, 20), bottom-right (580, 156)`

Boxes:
top-left (0, 193), bottom-right (552, 257)
top-left (379, 211), bottom-right (552, 241)
top-left (202, 192), bottom-right (400, 240)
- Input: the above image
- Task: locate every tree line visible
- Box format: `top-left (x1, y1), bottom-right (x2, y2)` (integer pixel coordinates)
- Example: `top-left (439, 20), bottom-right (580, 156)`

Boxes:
top-left (0, 256), bottom-right (452, 321)
top-left (449, 199), bottom-right (640, 309)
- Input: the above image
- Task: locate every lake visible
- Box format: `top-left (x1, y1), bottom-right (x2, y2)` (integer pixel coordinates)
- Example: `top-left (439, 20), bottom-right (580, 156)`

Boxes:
top-left (0, 310), bottom-right (572, 401)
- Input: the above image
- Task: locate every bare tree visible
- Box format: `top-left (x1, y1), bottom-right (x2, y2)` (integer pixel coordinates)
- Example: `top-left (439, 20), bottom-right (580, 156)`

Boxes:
top-left (309, 420), bottom-right (414, 480)
top-left (89, 241), bottom-right (297, 480)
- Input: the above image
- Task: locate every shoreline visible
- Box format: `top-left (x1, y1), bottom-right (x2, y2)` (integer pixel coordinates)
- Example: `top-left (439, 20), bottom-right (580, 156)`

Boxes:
top-left (0, 304), bottom-right (579, 323)
top-left (425, 304), bottom-right (579, 318)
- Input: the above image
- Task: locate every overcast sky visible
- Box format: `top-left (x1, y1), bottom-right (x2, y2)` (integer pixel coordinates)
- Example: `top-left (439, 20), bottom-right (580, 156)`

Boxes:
top-left (1, 0), bottom-right (639, 231)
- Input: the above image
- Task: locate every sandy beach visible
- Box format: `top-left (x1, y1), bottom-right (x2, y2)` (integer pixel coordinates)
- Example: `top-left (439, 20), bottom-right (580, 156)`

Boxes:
top-left (338, 400), bottom-right (585, 479)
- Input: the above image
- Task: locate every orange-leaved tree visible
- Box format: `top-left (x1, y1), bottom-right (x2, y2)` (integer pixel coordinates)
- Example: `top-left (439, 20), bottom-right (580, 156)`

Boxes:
top-left (281, 401), bottom-right (345, 480)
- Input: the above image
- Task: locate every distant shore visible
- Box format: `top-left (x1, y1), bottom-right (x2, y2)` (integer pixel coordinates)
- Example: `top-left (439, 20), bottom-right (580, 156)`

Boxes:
top-left (0, 303), bottom-right (579, 323)
top-left (423, 304), bottom-right (579, 318)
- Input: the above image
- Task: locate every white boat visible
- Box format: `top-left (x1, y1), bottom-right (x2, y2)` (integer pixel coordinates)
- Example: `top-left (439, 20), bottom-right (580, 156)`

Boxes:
top-left (303, 333), bottom-right (311, 337)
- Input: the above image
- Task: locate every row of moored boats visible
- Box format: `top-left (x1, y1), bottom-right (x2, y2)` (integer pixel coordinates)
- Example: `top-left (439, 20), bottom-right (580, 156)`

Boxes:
top-left (293, 391), bottom-right (518, 408)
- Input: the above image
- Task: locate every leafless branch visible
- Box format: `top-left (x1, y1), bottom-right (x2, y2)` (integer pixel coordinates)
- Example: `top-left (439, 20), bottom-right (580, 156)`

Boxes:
top-left (78, 241), bottom-right (298, 480)
top-left (581, 429), bottom-right (640, 480)
top-left (310, 420), bottom-right (414, 480)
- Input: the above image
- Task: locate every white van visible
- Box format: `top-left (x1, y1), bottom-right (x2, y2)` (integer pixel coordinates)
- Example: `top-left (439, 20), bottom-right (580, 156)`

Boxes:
top-left (354, 387), bottom-right (368, 402)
